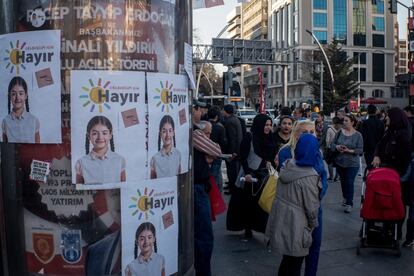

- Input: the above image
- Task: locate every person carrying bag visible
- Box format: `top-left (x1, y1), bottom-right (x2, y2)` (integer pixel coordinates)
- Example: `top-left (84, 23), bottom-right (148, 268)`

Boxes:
top-left (226, 114), bottom-right (277, 238)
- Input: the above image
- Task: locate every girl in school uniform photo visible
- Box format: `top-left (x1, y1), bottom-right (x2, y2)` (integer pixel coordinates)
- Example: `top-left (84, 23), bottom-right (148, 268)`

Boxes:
top-left (150, 115), bottom-right (181, 179)
top-left (2, 76), bottom-right (40, 143)
top-left (75, 115), bottom-right (126, 184)
top-left (125, 222), bottom-right (166, 276)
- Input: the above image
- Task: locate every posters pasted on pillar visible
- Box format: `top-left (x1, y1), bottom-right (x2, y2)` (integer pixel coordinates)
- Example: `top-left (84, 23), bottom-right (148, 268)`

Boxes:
top-left (147, 73), bottom-right (189, 179)
top-left (0, 30), bottom-right (61, 143)
top-left (121, 177), bottom-right (178, 276)
top-left (23, 155), bottom-right (124, 274)
top-left (71, 70), bottom-right (147, 189)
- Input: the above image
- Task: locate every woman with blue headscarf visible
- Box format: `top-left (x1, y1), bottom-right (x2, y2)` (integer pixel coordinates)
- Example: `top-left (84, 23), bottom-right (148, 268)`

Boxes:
top-left (266, 134), bottom-right (323, 276)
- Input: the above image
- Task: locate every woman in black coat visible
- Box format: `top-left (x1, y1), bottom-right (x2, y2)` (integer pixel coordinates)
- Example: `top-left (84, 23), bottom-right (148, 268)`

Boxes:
top-left (372, 107), bottom-right (412, 240)
top-left (372, 107), bottom-right (411, 177)
top-left (226, 114), bottom-right (277, 238)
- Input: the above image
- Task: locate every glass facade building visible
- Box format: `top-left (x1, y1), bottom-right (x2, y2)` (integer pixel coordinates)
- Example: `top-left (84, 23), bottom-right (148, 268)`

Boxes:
top-left (333, 0), bottom-right (347, 43)
top-left (353, 0), bottom-right (366, 46)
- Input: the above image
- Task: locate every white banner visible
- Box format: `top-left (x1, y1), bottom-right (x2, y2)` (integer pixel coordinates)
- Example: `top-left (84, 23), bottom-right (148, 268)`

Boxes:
top-left (71, 70), bottom-right (147, 189)
top-left (121, 177), bottom-right (178, 276)
top-left (147, 73), bottom-right (189, 179)
top-left (0, 30), bottom-right (61, 143)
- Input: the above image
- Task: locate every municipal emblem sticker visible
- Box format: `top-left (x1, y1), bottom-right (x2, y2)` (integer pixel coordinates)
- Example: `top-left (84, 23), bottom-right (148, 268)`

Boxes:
top-left (32, 233), bottom-right (55, 264)
top-left (60, 229), bottom-right (82, 264)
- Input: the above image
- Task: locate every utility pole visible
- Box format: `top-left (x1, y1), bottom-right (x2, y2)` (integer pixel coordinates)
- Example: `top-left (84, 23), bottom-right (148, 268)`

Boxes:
top-left (282, 64), bottom-right (288, 106)
top-left (306, 29), bottom-right (335, 95)
top-left (320, 61), bottom-right (324, 111)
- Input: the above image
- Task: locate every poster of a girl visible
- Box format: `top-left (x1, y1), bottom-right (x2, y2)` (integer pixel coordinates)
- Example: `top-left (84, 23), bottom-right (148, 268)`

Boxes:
top-left (150, 115), bottom-right (181, 179)
top-left (2, 76), bottom-right (40, 143)
top-left (125, 222), bottom-right (166, 276)
top-left (75, 115), bottom-right (126, 184)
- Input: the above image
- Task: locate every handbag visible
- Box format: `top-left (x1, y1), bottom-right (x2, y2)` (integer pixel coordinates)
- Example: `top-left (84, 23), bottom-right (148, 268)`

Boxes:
top-left (325, 129), bottom-right (341, 165)
top-left (208, 175), bottom-right (227, 221)
top-left (258, 166), bottom-right (278, 213)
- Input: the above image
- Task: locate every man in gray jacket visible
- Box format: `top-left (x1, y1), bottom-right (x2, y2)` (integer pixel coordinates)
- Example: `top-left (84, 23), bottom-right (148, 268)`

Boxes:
top-left (222, 104), bottom-right (243, 194)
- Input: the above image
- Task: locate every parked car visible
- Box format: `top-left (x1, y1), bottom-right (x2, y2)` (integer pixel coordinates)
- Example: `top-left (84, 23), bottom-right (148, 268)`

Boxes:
top-left (237, 109), bottom-right (256, 127)
top-left (265, 109), bottom-right (275, 120)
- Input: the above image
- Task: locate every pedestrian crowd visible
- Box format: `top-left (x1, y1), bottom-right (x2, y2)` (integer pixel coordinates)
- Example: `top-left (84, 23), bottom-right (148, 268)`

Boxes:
top-left (191, 100), bottom-right (414, 276)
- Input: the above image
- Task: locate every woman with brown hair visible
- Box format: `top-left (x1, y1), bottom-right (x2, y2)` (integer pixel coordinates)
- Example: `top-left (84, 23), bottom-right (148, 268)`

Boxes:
top-left (330, 114), bottom-right (363, 213)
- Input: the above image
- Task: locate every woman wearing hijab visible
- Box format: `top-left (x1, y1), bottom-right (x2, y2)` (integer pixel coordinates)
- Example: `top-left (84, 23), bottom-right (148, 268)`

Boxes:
top-left (226, 114), bottom-right (277, 238)
top-left (266, 134), bottom-right (322, 276)
top-left (276, 121), bottom-right (327, 276)
top-left (372, 107), bottom-right (412, 242)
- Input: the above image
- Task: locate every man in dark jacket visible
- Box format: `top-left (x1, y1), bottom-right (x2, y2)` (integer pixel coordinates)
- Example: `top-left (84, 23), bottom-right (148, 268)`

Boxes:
top-left (192, 100), bottom-right (221, 276)
top-left (208, 106), bottom-right (227, 191)
top-left (360, 104), bottom-right (385, 170)
top-left (403, 105), bottom-right (414, 152)
top-left (222, 104), bottom-right (243, 194)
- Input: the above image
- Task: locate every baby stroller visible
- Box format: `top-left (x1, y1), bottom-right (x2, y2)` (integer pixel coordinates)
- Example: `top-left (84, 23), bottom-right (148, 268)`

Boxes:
top-left (357, 167), bottom-right (405, 257)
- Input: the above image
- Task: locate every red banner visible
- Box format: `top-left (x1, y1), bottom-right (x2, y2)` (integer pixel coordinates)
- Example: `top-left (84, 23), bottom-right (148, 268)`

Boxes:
top-left (257, 67), bottom-right (265, 114)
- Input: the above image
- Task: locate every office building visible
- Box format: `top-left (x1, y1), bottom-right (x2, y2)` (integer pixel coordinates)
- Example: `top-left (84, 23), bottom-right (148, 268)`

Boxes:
top-left (268, 0), bottom-right (404, 108)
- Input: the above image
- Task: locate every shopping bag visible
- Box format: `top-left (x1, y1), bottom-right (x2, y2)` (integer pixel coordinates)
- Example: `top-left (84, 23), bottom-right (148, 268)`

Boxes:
top-left (258, 166), bottom-right (278, 213)
top-left (209, 175), bottom-right (227, 221)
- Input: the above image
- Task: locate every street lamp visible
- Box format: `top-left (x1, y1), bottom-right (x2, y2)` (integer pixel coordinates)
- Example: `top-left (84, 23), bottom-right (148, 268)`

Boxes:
top-left (305, 29), bottom-right (335, 109)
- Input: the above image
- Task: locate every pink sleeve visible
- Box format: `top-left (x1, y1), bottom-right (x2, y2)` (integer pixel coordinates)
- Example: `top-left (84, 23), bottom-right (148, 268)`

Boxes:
top-left (193, 129), bottom-right (222, 158)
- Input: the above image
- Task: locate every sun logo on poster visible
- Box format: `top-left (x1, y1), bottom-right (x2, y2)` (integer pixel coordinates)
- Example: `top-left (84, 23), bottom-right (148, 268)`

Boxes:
top-left (79, 78), bottom-right (112, 113)
top-left (4, 39), bottom-right (54, 74)
top-left (4, 40), bottom-right (27, 74)
top-left (153, 80), bottom-right (187, 113)
top-left (80, 77), bottom-right (141, 113)
top-left (129, 187), bottom-right (175, 220)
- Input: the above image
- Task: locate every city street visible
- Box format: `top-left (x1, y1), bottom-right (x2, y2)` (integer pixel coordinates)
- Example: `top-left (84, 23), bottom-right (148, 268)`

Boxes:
top-left (211, 171), bottom-right (414, 276)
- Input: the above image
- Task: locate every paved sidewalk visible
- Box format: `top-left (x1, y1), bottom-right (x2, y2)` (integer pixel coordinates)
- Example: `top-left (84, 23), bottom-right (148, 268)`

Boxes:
top-left (211, 174), bottom-right (414, 276)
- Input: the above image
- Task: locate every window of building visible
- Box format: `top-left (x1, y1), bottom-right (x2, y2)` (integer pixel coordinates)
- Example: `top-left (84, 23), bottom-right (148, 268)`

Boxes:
top-left (391, 88), bottom-right (404, 98)
top-left (372, 34), bottom-right (385, 47)
top-left (293, 51), bottom-right (298, 81)
top-left (333, 0), bottom-right (347, 43)
top-left (401, 52), bottom-right (407, 59)
top-left (353, 0), bottom-right (366, 46)
top-left (372, 17), bottom-right (385, 31)
top-left (353, 67), bottom-right (366, 81)
top-left (313, 12), bottom-right (327, 28)
top-left (281, 7), bottom-right (286, 48)
top-left (372, 0), bottom-right (384, 14)
top-left (372, 89), bottom-right (384, 98)
top-left (314, 31), bottom-right (327, 44)
top-left (288, 4), bottom-right (292, 46)
top-left (353, 52), bottom-right (366, 64)
top-left (359, 89), bottom-right (366, 98)
top-left (313, 0), bottom-right (327, 10)
top-left (276, 11), bottom-right (280, 48)
top-left (372, 53), bottom-right (385, 82)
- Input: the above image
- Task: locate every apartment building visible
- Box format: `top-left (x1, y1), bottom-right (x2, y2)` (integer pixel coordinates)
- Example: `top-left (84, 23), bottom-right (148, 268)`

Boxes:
top-left (241, 0), bottom-right (268, 108)
top-left (398, 39), bottom-right (408, 75)
top-left (268, 0), bottom-right (404, 108)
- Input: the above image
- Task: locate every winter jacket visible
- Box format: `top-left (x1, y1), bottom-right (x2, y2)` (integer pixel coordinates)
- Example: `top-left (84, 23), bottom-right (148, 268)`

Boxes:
top-left (265, 160), bottom-right (321, 257)
top-left (224, 115), bottom-right (243, 155)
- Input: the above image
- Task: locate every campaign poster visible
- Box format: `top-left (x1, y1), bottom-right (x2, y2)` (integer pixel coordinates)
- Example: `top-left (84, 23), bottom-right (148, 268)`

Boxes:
top-left (0, 30), bottom-right (61, 143)
top-left (121, 177), bottom-right (178, 276)
top-left (71, 70), bottom-right (146, 189)
top-left (147, 73), bottom-right (189, 179)
top-left (21, 153), bottom-right (122, 275)
top-left (17, 0), bottom-right (177, 74)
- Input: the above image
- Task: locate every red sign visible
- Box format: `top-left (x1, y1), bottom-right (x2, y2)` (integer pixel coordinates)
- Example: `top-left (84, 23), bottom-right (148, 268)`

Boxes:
top-left (257, 67), bottom-right (265, 114)
top-left (409, 17), bottom-right (414, 30)
top-left (409, 61), bottom-right (414, 73)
